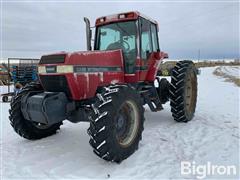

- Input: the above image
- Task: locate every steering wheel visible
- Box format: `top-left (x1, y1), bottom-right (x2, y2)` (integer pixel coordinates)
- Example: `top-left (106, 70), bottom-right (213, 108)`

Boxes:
top-left (106, 40), bottom-right (130, 52)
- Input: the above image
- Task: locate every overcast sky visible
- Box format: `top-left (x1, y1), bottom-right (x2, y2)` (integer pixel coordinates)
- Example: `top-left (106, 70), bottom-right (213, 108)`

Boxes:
top-left (1, 0), bottom-right (239, 60)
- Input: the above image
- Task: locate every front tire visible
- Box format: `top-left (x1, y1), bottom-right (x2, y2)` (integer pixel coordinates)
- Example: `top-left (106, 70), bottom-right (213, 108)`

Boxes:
top-left (9, 82), bottom-right (63, 140)
top-left (88, 85), bottom-right (144, 163)
top-left (170, 61), bottom-right (198, 122)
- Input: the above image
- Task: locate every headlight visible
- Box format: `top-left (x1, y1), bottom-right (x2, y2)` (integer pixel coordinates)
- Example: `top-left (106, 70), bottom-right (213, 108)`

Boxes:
top-left (38, 66), bottom-right (46, 73)
top-left (57, 65), bottom-right (73, 73)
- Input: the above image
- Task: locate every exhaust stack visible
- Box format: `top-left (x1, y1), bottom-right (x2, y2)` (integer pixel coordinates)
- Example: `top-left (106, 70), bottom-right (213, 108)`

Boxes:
top-left (84, 17), bottom-right (92, 51)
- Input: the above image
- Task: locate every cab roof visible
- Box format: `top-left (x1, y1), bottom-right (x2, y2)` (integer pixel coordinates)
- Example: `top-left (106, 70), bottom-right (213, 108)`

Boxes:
top-left (95, 11), bottom-right (158, 26)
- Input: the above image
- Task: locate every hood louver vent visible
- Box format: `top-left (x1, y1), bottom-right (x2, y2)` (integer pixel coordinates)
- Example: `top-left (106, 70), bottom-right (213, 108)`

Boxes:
top-left (39, 54), bottom-right (66, 64)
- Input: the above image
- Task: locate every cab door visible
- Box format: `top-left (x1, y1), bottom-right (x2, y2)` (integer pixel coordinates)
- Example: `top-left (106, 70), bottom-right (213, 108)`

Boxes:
top-left (139, 17), bottom-right (153, 81)
top-left (139, 17), bottom-right (160, 81)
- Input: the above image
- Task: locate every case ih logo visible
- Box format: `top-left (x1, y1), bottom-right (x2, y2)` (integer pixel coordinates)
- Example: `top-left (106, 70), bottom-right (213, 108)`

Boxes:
top-left (45, 66), bottom-right (56, 73)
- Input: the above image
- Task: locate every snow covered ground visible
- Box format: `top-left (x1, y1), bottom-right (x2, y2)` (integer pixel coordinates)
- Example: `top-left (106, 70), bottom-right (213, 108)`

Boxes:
top-left (1, 67), bottom-right (239, 180)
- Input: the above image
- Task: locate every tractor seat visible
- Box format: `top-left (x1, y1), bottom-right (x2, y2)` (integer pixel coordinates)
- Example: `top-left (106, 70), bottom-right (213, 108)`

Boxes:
top-left (106, 42), bottom-right (126, 52)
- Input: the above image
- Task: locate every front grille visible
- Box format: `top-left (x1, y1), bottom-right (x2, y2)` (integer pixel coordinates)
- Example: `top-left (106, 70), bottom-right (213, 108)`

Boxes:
top-left (39, 75), bottom-right (71, 97)
top-left (39, 55), bottom-right (66, 64)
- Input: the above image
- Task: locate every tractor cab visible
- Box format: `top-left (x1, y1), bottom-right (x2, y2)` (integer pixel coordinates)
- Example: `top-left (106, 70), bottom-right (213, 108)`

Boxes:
top-left (85, 11), bottom-right (166, 76)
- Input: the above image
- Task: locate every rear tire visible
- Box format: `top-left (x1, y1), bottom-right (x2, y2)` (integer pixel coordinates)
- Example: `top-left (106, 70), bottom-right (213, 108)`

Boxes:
top-left (88, 85), bottom-right (144, 163)
top-left (9, 82), bottom-right (62, 140)
top-left (156, 78), bottom-right (170, 104)
top-left (170, 61), bottom-right (198, 122)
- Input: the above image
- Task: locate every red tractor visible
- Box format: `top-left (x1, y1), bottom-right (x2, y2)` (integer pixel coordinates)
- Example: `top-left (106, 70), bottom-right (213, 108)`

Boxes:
top-left (9, 11), bottom-right (197, 162)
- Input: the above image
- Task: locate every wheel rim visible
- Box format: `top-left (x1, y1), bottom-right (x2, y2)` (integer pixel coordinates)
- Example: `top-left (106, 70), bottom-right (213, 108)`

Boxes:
top-left (185, 70), bottom-right (197, 118)
top-left (115, 100), bottom-right (139, 148)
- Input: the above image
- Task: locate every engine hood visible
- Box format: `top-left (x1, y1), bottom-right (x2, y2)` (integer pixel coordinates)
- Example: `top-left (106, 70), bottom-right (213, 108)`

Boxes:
top-left (40, 49), bottom-right (124, 68)
top-left (38, 50), bottom-right (125, 100)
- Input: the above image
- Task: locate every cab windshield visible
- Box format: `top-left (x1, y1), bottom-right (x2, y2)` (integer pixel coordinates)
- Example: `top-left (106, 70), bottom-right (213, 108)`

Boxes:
top-left (95, 21), bottom-right (137, 73)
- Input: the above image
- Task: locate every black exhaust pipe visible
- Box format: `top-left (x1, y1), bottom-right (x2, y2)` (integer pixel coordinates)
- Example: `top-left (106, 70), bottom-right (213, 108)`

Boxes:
top-left (84, 17), bottom-right (92, 51)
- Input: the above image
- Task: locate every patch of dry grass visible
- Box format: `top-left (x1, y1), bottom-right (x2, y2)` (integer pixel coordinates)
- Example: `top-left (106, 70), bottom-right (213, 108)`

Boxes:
top-left (213, 67), bottom-right (240, 87)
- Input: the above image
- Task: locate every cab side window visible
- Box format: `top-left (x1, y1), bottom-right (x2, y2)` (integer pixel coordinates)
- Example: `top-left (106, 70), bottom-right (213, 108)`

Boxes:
top-left (140, 18), bottom-right (152, 60)
top-left (151, 24), bottom-right (159, 52)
